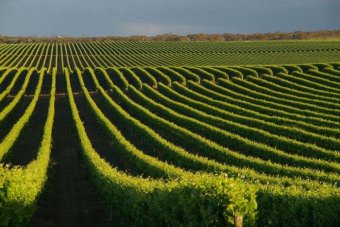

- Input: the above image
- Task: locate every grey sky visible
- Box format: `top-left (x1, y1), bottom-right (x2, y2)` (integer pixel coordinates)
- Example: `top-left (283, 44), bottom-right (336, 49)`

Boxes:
top-left (0, 0), bottom-right (339, 36)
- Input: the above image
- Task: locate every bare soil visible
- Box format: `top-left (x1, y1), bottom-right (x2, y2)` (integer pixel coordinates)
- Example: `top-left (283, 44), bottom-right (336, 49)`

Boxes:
top-left (28, 95), bottom-right (109, 227)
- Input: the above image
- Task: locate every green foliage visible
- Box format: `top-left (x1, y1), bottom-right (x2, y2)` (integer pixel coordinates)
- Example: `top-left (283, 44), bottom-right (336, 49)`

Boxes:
top-left (0, 68), bottom-right (17, 87)
top-left (66, 68), bottom-right (258, 226)
top-left (313, 63), bottom-right (332, 70)
top-left (214, 66), bottom-right (243, 79)
top-left (230, 66), bottom-right (259, 78)
top-left (157, 66), bottom-right (186, 84)
top-left (297, 64), bottom-right (318, 72)
top-left (0, 41), bottom-right (339, 227)
top-left (264, 65), bottom-right (288, 74)
top-left (282, 64), bottom-right (303, 73)
top-left (143, 66), bottom-right (172, 86)
top-left (246, 66), bottom-right (273, 76)
top-left (183, 66), bottom-right (215, 82)
top-left (0, 68), bottom-right (43, 160)
top-left (0, 68), bottom-right (32, 122)
top-left (217, 77), bottom-right (340, 122)
top-left (0, 68), bottom-right (55, 226)
top-left (170, 66), bottom-right (201, 83)
top-left (104, 67), bottom-right (129, 90)
top-left (1, 41), bottom-right (340, 70)
top-left (200, 66), bottom-right (229, 80)
top-left (144, 81), bottom-right (340, 163)
top-left (119, 67), bottom-right (143, 89)
top-left (131, 67), bottom-right (158, 88)
top-left (257, 185), bottom-right (340, 227)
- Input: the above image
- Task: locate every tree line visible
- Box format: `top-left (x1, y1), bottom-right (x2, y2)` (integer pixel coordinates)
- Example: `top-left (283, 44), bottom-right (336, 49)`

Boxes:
top-left (0, 30), bottom-right (339, 43)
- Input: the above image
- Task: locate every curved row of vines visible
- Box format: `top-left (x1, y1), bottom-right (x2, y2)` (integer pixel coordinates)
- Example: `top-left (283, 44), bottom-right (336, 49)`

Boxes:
top-left (0, 61), bottom-right (339, 226)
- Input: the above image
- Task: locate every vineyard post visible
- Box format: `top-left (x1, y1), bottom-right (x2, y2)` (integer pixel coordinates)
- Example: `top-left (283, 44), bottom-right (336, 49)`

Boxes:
top-left (234, 216), bottom-right (243, 227)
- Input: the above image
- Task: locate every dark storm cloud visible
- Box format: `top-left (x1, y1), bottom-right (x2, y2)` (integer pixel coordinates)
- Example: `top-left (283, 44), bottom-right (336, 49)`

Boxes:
top-left (0, 0), bottom-right (339, 36)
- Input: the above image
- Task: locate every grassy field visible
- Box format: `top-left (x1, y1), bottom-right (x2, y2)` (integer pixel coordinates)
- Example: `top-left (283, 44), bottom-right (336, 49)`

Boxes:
top-left (0, 41), bottom-right (339, 226)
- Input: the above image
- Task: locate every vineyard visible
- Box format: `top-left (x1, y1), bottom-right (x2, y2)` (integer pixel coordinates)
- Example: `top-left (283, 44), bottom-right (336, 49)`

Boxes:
top-left (0, 41), bottom-right (339, 71)
top-left (0, 41), bottom-right (339, 226)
